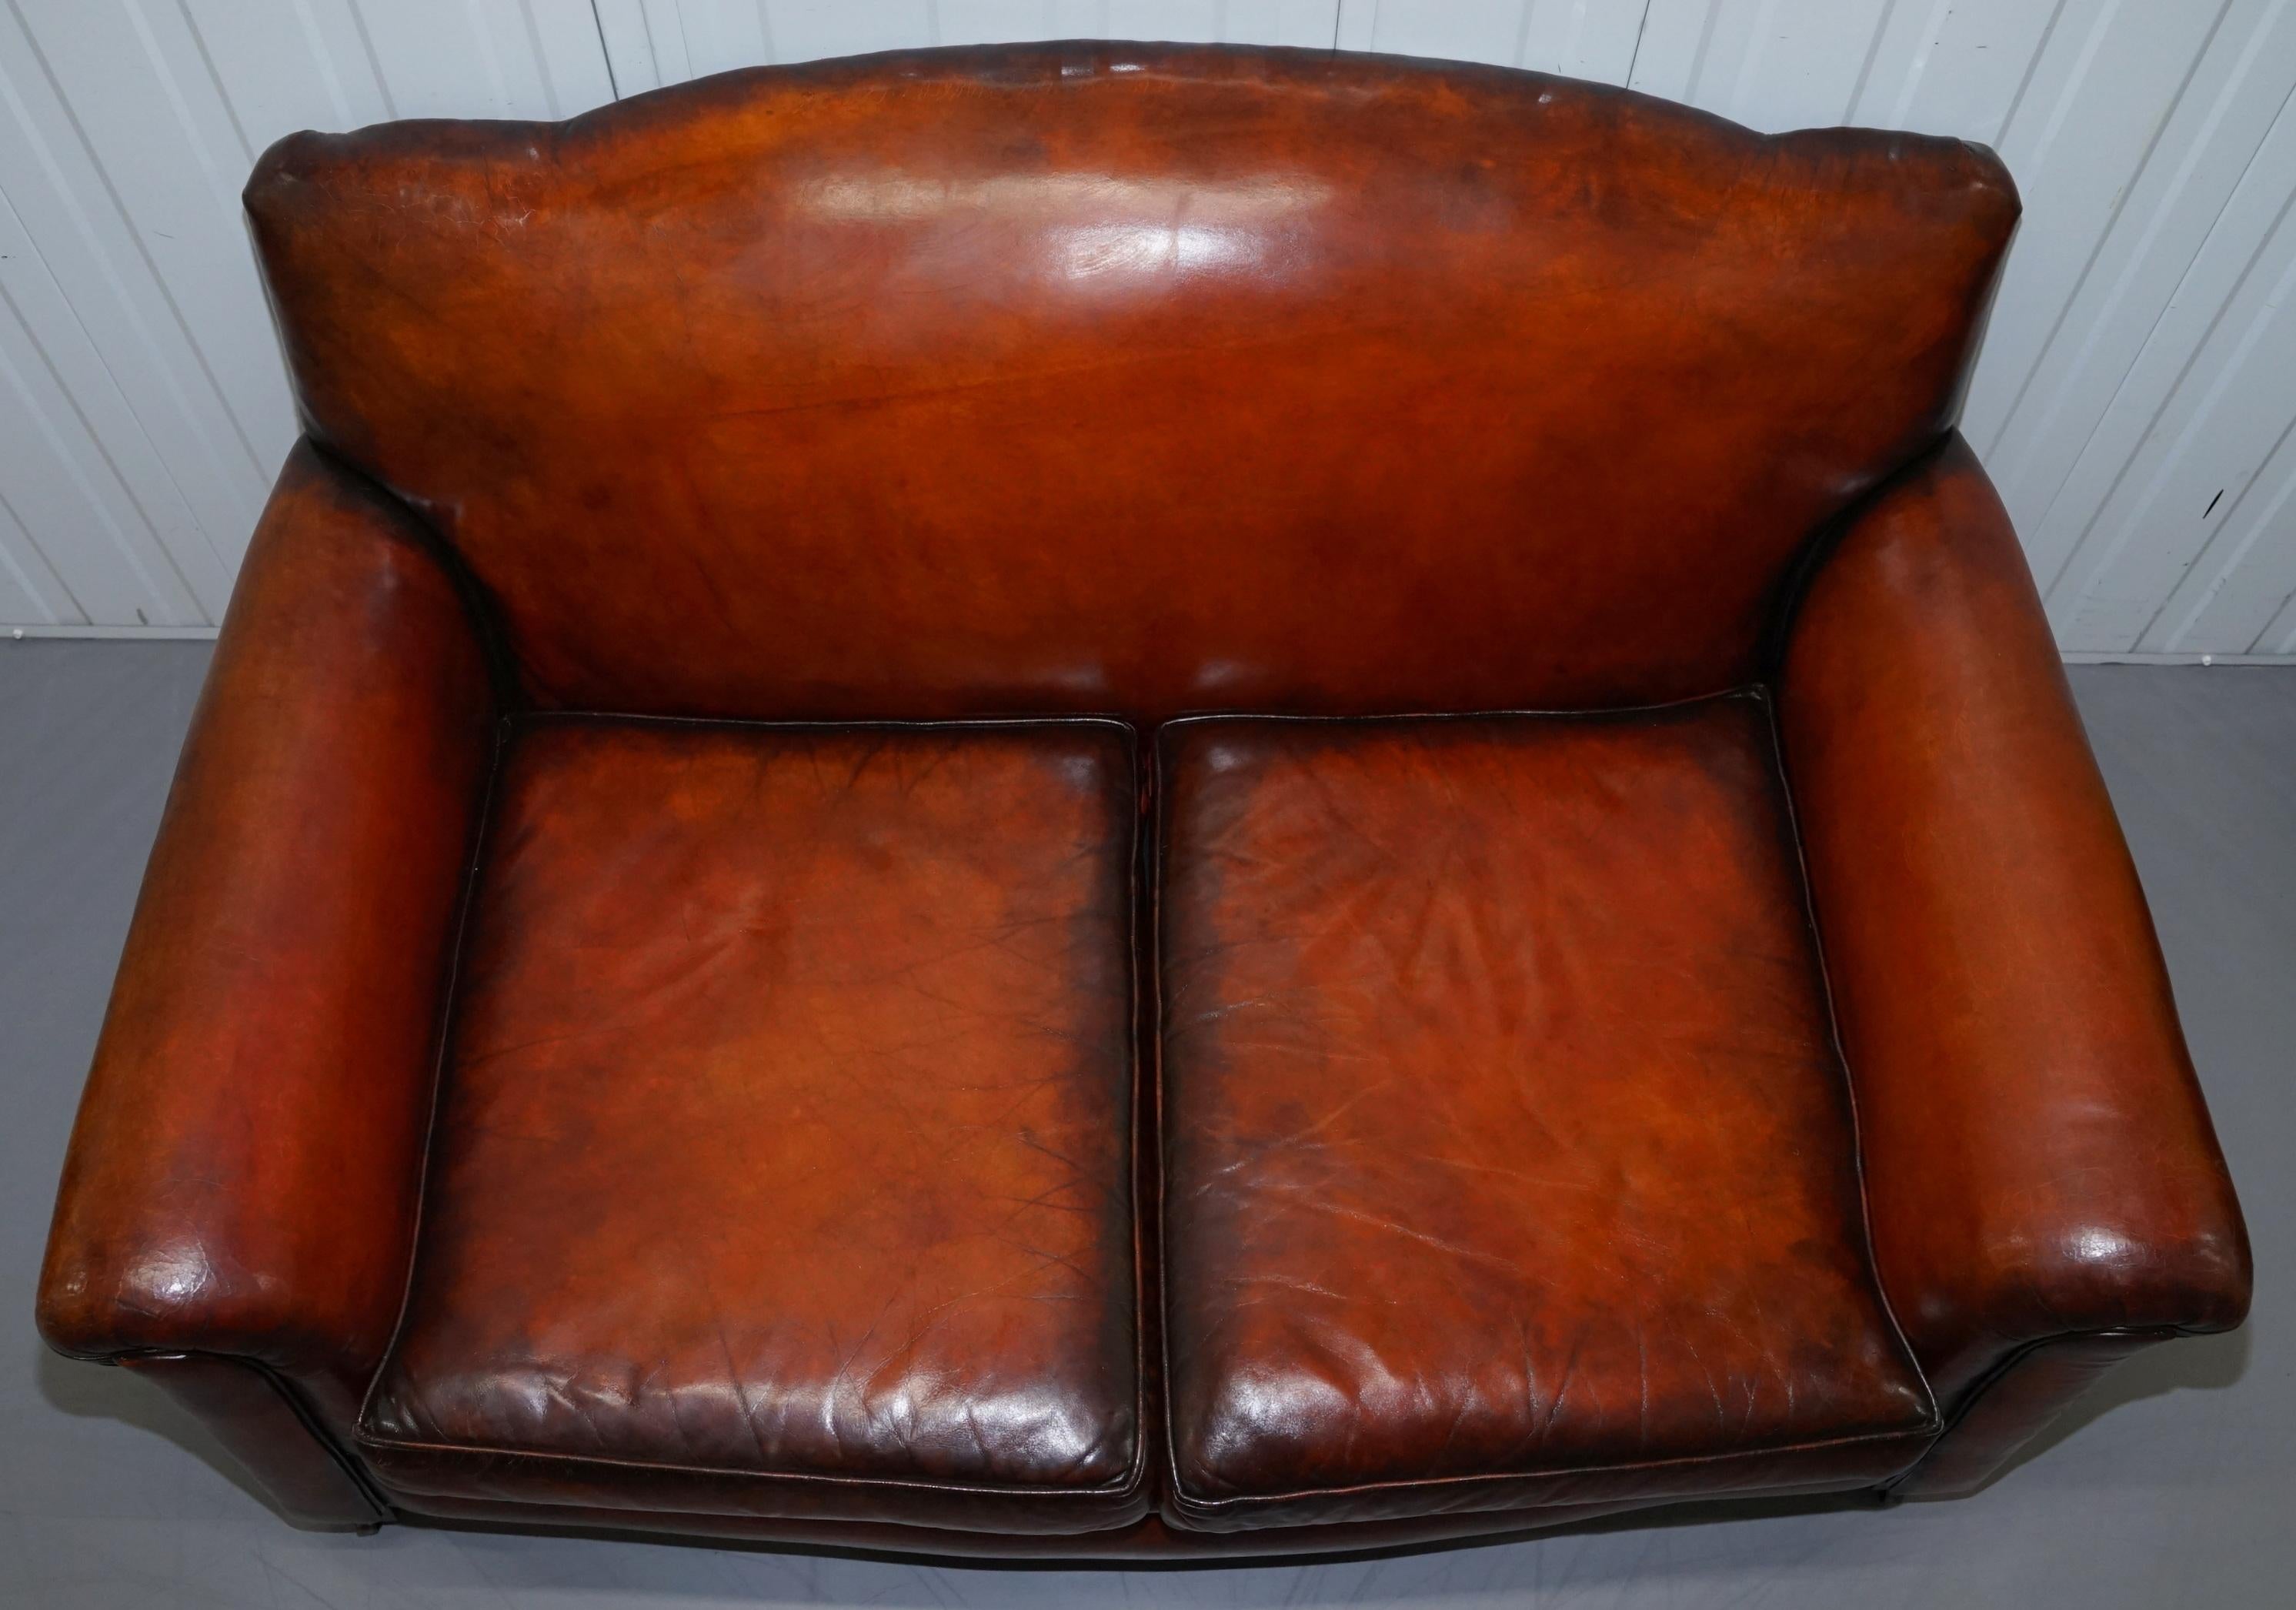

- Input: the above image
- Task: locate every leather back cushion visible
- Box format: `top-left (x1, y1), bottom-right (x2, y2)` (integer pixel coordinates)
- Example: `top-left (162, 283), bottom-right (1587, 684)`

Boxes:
top-left (247, 44), bottom-right (2016, 720)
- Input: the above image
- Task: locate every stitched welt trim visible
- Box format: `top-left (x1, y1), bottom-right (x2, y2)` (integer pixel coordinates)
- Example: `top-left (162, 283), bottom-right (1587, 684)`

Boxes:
top-left (1126, 727), bottom-right (1158, 1505)
top-left (122, 1351), bottom-right (391, 1522)
top-left (1151, 701), bottom-right (1745, 1509)
top-left (353, 712), bottom-right (510, 1460)
top-left (1167, 1421), bottom-right (1938, 1514)
top-left (514, 710), bottom-right (1142, 737)
top-left (1757, 686), bottom-right (1944, 1441)
top-left (1123, 727), bottom-right (1160, 1513)
top-left (357, 1428), bottom-right (1143, 1499)
top-left (356, 716), bottom-right (1149, 1507)
top-left (1155, 686), bottom-right (1764, 737)
top-left (1150, 721), bottom-right (1181, 1525)
top-left (1878, 1324), bottom-right (2196, 1495)
top-left (1153, 694), bottom-right (1941, 1517)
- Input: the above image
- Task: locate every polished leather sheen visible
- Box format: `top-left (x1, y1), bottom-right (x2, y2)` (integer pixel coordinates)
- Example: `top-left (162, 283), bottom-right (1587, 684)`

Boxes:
top-left (122, 1354), bottom-right (386, 1529)
top-left (37, 42), bottom-right (2250, 1561)
top-left (1777, 439), bottom-right (2252, 1415)
top-left (360, 718), bottom-right (1145, 1532)
top-left (1887, 1331), bottom-right (2165, 1498)
top-left (245, 44), bottom-right (2013, 721)
top-left (37, 443), bottom-right (496, 1438)
top-left (1157, 704), bottom-right (1937, 1530)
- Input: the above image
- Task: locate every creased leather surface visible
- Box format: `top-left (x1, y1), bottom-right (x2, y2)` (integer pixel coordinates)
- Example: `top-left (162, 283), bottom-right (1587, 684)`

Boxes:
top-left (36, 442), bottom-right (496, 1435)
top-left (44, 42), bottom-right (2258, 1562)
top-left (1778, 436), bottom-right (2251, 1411)
top-left (1156, 701), bottom-right (1936, 1532)
top-left (245, 44), bottom-right (2014, 721)
top-left (362, 718), bottom-right (1143, 1532)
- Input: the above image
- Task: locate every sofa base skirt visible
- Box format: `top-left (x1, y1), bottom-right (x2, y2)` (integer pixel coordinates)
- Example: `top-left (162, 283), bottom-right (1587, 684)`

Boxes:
top-left (389, 1480), bottom-right (1891, 1564)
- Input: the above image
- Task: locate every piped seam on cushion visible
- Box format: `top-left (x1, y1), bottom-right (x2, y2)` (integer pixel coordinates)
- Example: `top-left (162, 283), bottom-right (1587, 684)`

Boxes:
top-left (355, 713), bottom-right (1150, 1510)
top-left (356, 1425), bottom-right (1147, 1500)
top-left (1150, 692), bottom-right (1942, 1520)
top-left (1165, 1418), bottom-right (1939, 1516)
top-left (1755, 683), bottom-right (1947, 1435)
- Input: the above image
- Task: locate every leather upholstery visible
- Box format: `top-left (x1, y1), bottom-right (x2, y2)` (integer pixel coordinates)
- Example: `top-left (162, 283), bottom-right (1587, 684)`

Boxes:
top-left (37, 443), bottom-right (496, 1437)
top-left (1156, 703), bottom-right (1937, 1531)
top-left (359, 718), bottom-right (1146, 1532)
top-left (388, 1486), bottom-right (1865, 1559)
top-left (122, 1354), bottom-right (387, 1530)
top-left (35, 43), bottom-right (2248, 1562)
top-left (1887, 1331), bottom-right (2166, 1498)
top-left (245, 44), bottom-right (2013, 721)
top-left (1777, 437), bottom-right (2251, 1418)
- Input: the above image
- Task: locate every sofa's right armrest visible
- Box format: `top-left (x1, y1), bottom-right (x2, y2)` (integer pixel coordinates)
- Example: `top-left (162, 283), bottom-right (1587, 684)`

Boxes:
top-left (1777, 435), bottom-right (2250, 1491)
top-left (36, 441), bottom-right (497, 1458)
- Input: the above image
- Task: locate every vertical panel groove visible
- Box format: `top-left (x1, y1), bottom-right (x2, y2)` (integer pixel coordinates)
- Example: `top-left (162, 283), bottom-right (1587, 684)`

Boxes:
top-left (2046, 189), bottom-right (2296, 610)
top-left (0, 331), bottom-right (169, 618)
top-left (0, 272), bottom-right (204, 613)
top-left (0, 179), bottom-right (222, 612)
top-left (459, 0), bottom-right (518, 112)
top-left (281, 0), bottom-right (359, 125)
top-left (121, 0), bottom-right (239, 214)
top-left (2001, 9), bottom-right (2293, 527)
top-left (2019, 0), bottom-right (2124, 184)
top-left (336, 0), bottom-right (399, 119)
top-left (1842, 0), bottom-right (1903, 124)
top-left (0, 29), bottom-right (259, 541)
top-left (2042, 164), bottom-right (2296, 598)
top-left (1992, 0), bottom-right (2072, 148)
top-left (1884, 0), bottom-right (1955, 127)
top-left (2151, 409), bottom-right (2296, 650)
top-left (2269, 594), bottom-right (2296, 651)
top-left (592, 0), bottom-right (623, 97)
top-left (1984, 0), bottom-right (2234, 461)
top-left (5, 12), bottom-right (268, 483)
top-left (1681, 0), bottom-right (1725, 107)
top-left (2, 0), bottom-right (630, 626)
top-left (171, 1), bottom-right (255, 162)
top-left (1724, 0), bottom-right (1785, 120)
top-left (0, 482), bottom-right (73, 623)
top-left (516, 0), bottom-right (566, 115)
top-left (1624, 0), bottom-right (1654, 84)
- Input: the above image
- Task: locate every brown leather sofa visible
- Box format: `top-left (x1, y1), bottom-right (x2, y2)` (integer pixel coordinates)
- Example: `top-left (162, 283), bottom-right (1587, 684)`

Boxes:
top-left (36, 43), bottom-right (2251, 1562)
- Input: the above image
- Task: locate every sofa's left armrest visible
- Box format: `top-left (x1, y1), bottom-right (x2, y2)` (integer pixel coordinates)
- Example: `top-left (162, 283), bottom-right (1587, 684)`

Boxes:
top-left (37, 443), bottom-right (497, 1499)
top-left (1777, 434), bottom-right (2251, 1494)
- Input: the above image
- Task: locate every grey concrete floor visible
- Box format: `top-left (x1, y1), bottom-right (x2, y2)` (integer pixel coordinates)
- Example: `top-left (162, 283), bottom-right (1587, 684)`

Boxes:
top-left (2, 640), bottom-right (2288, 1608)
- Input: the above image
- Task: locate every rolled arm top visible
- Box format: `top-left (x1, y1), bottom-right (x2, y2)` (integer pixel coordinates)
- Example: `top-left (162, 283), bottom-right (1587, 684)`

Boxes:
top-left (1778, 433), bottom-right (2251, 1409)
top-left (36, 442), bottom-right (497, 1430)
top-left (32, 418), bottom-right (2252, 1521)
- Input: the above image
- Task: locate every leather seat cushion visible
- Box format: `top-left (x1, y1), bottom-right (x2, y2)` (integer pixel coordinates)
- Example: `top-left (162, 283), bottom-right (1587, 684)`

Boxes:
top-left (359, 716), bottom-right (1146, 1533)
top-left (1156, 698), bottom-right (1940, 1532)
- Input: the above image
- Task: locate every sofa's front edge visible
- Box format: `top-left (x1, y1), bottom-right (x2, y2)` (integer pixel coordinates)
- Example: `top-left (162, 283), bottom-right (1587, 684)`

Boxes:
top-left (1775, 434), bottom-right (2253, 1497)
top-left (35, 441), bottom-right (500, 1528)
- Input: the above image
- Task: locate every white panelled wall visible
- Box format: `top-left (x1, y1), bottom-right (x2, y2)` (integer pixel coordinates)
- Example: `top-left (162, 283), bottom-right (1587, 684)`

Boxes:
top-left (4, 1), bottom-right (2294, 659)
top-left (0, 0), bottom-right (609, 631)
